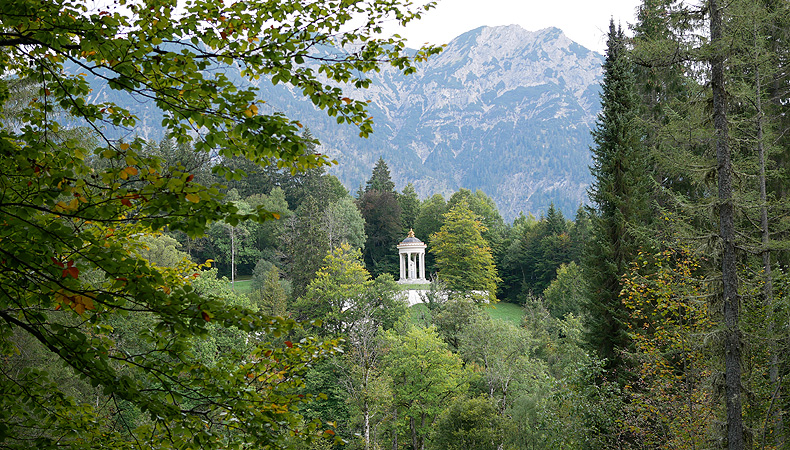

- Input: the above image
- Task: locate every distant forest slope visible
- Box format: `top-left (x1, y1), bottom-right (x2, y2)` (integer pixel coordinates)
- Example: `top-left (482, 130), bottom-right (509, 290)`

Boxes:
top-left (83, 25), bottom-right (603, 219)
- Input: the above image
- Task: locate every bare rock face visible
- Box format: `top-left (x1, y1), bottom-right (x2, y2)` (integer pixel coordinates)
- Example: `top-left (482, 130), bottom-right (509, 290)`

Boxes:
top-left (84, 25), bottom-right (603, 220)
top-left (308, 25), bottom-right (603, 220)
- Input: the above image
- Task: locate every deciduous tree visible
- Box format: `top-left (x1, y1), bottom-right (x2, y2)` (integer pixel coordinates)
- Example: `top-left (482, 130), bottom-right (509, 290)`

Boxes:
top-left (381, 325), bottom-right (469, 450)
top-left (431, 202), bottom-right (500, 301)
top-left (294, 244), bottom-right (406, 339)
top-left (0, 0), bottom-right (439, 446)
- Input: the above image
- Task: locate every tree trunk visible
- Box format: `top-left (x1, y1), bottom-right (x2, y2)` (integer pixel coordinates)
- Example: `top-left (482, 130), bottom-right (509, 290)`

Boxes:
top-left (392, 408), bottom-right (398, 450)
top-left (410, 416), bottom-right (418, 450)
top-left (363, 397), bottom-right (370, 450)
top-left (755, 37), bottom-right (782, 449)
top-left (419, 413), bottom-right (426, 450)
top-left (231, 225), bottom-right (236, 289)
top-left (710, 0), bottom-right (743, 448)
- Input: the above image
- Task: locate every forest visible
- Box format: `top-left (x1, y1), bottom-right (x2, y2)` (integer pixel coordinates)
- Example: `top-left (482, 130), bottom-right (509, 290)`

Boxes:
top-left (1, 0), bottom-right (790, 449)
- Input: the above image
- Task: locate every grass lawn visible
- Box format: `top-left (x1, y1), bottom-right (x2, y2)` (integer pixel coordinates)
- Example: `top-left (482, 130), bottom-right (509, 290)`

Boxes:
top-left (486, 302), bottom-right (525, 326)
top-left (398, 283), bottom-right (431, 290)
top-left (227, 277), bottom-right (252, 294)
top-left (408, 301), bottom-right (524, 327)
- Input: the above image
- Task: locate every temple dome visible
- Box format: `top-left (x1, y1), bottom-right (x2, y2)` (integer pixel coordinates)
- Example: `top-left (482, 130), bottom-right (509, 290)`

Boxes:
top-left (399, 229), bottom-right (424, 245)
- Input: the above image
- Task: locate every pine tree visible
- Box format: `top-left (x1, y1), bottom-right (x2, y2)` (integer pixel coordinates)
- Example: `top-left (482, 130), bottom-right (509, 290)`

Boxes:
top-left (285, 196), bottom-right (329, 298)
top-left (584, 21), bottom-right (651, 372)
top-left (365, 157), bottom-right (396, 193)
top-left (398, 183), bottom-right (420, 233)
top-left (358, 158), bottom-right (402, 276)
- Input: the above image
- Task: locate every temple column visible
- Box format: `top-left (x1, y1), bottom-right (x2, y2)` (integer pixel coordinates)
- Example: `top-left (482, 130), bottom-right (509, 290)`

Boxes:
top-left (397, 230), bottom-right (427, 284)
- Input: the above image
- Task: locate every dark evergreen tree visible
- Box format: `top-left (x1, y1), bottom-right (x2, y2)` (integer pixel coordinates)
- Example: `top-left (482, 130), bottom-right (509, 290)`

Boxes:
top-left (497, 205), bottom-right (577, 303)
top-left (414, 194), bottom-right (448, 276)
top-left (535, 204), bottom-right (572, 289)
top-left (358, 189), bottom-right (402, 277)
top-left (543, 203), bottom-right (567, 236)
top-left (497, 213), bottom-right (535, 302)
top-left (284, 196), bottom-right (329, 298)
top-left (398, 183), bottom-right (420, 234)
top-left (568, 205), bottom-right (592, 263)
top-left (365, 157), bottom-right (396, 193)
top-left (358, 158), bottom-right (402, 276)
top-left (583, 21), bottom-right (651, 372)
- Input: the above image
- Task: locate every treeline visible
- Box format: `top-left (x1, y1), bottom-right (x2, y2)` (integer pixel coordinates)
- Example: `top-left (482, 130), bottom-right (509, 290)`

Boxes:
top-left (577, 4), bottom-right (790, 448)
top-left (153, 136), bottom-right (588, 308)
top-left (139, 138), bottom-right (600, 450)
top-left (5, 0), bottom-right (790, 447)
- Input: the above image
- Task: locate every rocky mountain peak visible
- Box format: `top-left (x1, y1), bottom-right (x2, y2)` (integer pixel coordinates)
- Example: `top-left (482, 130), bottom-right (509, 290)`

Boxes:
top-left (81, 25), bottom-right (604, 220)
top-left (297, 25), bottom-right (604, 219)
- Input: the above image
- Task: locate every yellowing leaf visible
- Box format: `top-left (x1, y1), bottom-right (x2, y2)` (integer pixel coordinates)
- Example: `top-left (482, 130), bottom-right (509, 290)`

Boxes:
top-left (120, 166), bottom-right (138, 180)
top-left (75, 295), bottom-right (94, 312)
top-left (185, 193), bottom-right (200, 203)
top-left (272, 213), bottom-right (280, 220)
top-left (120, 143), bottom-right (130, 151)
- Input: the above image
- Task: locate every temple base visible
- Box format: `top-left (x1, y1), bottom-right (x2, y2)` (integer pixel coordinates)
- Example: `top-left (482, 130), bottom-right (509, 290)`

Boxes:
top-left (397, 278), bottom-right (430, 285)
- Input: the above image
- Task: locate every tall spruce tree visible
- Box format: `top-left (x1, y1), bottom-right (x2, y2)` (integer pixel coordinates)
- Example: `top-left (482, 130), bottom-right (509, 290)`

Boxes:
top-left (708, 1), bottom-right (743, 445)
top-left (365, 157), bottom-right (396, 193)
top-left (285, 195), bottom-right (329, 298)
top-left (584, 21), bottom-right (651, 372)
top-left (358, 158), bottom-right (402, 276)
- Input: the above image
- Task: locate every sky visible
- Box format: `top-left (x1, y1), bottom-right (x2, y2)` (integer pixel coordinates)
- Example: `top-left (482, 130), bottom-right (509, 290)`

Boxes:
top-left (386, 0), bottom-right (643, 54)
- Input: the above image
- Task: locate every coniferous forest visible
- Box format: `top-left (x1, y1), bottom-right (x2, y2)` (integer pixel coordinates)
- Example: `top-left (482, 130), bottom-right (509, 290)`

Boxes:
top-left (1, 0), bottom-right (790, 449)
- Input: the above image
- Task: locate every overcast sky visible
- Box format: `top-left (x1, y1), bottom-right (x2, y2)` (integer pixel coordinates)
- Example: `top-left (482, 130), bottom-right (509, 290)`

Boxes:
top-left (386, 0), bottom-right (642, 54)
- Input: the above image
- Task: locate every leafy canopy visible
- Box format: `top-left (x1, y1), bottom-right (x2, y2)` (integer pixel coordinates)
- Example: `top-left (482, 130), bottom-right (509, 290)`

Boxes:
top-left (430, 201), bottom-right (500, 301)
top-left (0, 0), bottom-right (439, 447)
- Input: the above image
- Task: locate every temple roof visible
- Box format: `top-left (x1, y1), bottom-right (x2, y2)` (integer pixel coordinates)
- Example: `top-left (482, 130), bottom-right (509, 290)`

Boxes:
top-left (399, 229), bottom-right (424, 245)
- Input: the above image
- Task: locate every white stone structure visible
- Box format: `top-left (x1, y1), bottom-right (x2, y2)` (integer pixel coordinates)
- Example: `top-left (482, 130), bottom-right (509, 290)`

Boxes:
top-left (397, 230), bottom-right (429, 284)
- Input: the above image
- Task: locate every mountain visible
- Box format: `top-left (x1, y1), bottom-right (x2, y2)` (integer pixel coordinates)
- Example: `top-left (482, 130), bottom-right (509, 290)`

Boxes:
top-left (85, 25), bottom-right (603, 220)
top-left (251, 25), bottom-right (603, 220)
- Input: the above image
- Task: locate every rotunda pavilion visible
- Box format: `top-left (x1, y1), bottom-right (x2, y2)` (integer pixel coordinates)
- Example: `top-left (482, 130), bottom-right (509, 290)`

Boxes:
top-left (397, 230), bottom-right (429, 284)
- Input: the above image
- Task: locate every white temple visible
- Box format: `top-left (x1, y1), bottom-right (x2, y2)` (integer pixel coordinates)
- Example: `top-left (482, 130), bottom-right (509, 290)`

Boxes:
top-left (397, 230), bottom-right (429, 284)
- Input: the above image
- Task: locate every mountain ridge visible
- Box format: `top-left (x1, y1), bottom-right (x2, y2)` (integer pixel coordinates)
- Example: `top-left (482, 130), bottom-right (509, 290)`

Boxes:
top-left (83, 24), bottom-right (604, 220)
top-left (303, 24), bottom-right (603, 220)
